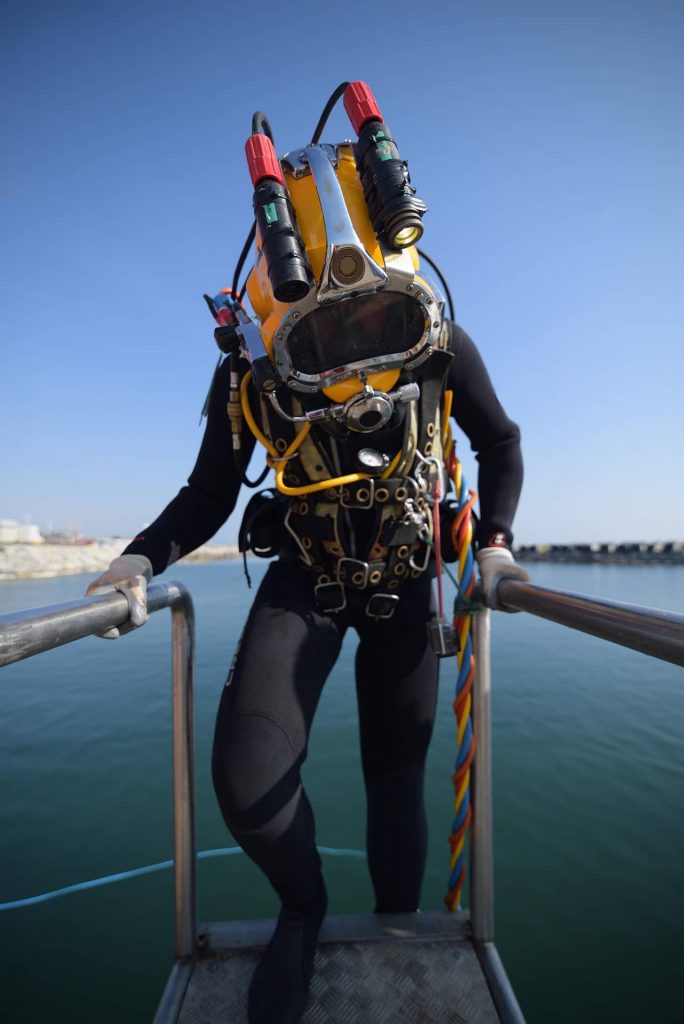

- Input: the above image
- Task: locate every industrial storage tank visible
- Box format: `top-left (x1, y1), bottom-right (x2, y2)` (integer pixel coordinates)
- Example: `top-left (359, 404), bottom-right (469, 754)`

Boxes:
top-left (17, 524), bottom-right (43, 544)
top-left (0, 520), bottom-right (20, 543)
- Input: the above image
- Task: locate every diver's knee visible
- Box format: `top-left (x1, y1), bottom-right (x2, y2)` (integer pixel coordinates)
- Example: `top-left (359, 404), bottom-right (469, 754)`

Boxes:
top-left (212, 712), bottom-right (301, 832)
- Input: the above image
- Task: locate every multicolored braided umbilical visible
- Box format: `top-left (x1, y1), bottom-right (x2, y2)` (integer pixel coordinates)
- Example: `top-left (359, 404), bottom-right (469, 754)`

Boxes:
top-left (442, 394), bottom-right (479, 911)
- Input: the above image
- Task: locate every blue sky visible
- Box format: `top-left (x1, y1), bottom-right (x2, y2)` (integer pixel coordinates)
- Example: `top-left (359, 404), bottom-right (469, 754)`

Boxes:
top-left (2, 0), bottom-right (683, 546)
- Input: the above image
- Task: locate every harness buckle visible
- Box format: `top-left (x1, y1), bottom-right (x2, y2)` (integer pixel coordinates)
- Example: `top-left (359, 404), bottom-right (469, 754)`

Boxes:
top-left (337, 557), bottom-right (370, 588)
top-left (314, 581), bottom-right (347, 613)
top-left (340, 479), bottom-right (375, 509)
top-left (366, 593), bottom-right (400, 620)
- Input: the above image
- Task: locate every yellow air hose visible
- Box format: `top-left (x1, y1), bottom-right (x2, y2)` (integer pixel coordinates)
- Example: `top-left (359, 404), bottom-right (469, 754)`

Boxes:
top-left (240, 371), bottom-right (402, 496)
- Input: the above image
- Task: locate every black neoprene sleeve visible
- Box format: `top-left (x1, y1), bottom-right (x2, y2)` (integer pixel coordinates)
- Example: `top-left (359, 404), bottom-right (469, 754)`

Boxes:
top-left (124, 359), bottom-right (252, 574)
top-left (446, 324), bottom-right (523, 548)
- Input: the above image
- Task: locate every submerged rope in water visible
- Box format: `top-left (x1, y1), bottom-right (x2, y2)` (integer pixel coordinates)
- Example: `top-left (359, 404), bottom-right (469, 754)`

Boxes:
top-left (0, 845), bottom-right (366, 912)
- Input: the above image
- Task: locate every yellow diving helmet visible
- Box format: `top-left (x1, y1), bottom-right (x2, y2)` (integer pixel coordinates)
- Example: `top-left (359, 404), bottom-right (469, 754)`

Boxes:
top-left (230, 81), bottom-right (445, 434)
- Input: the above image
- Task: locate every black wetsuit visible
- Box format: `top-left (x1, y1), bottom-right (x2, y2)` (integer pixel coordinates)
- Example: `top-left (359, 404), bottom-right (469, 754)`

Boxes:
top-left (125, 323), bottom-right (522, 912)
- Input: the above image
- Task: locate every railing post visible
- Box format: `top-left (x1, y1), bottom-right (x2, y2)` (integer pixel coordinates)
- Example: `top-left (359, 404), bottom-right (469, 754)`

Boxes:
top-left (171, 592), bottom-right (197, 960)
top-left (1, 582), bottom-right (199, 964)
top-left (471, 608), bottom-right (494, 942)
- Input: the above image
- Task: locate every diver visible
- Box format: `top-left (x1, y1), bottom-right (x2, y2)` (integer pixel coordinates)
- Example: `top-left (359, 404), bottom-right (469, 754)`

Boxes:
top-left (87, 81), bottom-right (528, 1024)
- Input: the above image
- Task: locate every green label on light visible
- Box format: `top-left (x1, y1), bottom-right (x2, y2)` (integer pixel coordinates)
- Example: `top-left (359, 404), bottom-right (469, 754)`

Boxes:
top-left (376, 140), bottom-right (392, 161)
top-left (262, 202), bottom-right (278, 224)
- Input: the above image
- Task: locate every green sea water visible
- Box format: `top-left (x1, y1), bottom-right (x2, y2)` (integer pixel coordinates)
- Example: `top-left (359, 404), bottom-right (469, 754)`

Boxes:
top-left (1, 561), bottom-right (683, 1023)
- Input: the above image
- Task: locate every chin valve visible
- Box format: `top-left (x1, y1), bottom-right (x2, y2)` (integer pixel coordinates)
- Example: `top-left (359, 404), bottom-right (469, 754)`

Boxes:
top-left (344, 387), bottom-right (394, 432)
top-left (427, 619), bottom-right (460, 658)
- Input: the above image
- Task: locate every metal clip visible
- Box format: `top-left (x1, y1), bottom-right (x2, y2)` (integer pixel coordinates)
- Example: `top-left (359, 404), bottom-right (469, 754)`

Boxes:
top-left (427, 619), bottom-right (460, 657)
top-left (401, 497), bottom-right (426, 529)
top-left (284, 506), bottom-right (314, 567)
top-left (414, 449), bottom-right (446, 499)
top-left (409, 540), bottom-right (432, 574)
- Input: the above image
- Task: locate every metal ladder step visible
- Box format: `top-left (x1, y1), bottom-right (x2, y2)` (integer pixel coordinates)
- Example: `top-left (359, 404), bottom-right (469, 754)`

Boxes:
top-left (159, 912), bottom-right (501, 1024)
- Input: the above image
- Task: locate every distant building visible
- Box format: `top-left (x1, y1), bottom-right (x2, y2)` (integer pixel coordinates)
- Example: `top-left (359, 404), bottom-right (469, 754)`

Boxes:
top-left (17, 524), bottom-right (43, 544)
top-left (0, 520), bottom-right (44, 544)
top-left (41, 530), bottom-right (80, 545)
top-left (0, 519), bottom-right (19, 543)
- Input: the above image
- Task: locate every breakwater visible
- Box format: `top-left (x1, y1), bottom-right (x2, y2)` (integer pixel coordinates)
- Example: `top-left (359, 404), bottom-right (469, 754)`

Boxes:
top-left (0, 541), bottom-right (239, 581)
top-left (515, 541), bottom-right (684, 565)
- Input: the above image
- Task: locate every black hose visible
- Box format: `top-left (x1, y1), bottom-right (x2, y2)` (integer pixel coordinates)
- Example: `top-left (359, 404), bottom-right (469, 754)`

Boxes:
top-left (251, 111), bottom-right (274, 142)
top-left (310, 81), bottom-right (350, 145)
top-left (416, 247), bottom-right (455, 322)
top-left (238, 271), bottom-right (253, 303)
top-left (231, 221), bottom-right (256, 307)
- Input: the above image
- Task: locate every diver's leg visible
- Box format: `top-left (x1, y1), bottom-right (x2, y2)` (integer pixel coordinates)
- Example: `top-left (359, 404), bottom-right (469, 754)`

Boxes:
top-left (211, 560), bottom-right (344, 1023)
top-left (354, 576), bottom-right (440, 912)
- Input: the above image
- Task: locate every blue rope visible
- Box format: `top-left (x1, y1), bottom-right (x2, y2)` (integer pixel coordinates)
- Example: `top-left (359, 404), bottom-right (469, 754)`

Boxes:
top-left (0, 845), bottom-right (366, 912)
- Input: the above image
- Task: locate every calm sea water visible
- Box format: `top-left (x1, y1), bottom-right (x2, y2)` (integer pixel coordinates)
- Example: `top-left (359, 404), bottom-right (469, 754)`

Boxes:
top-left (1, 561), bottom-right (683, 1024)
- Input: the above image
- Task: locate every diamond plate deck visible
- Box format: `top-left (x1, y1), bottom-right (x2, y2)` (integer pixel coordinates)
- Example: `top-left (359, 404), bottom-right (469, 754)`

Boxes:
top-left (176, 914), bottom-right (499, 1024)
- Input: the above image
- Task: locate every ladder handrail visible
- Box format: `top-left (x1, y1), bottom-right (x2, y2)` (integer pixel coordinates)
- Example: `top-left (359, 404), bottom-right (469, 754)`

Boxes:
top-left (496, 578), bottom-right (684, 667)
top-left (468, 575), bottom-right (684, 954)
top-left (0, 582), bottom-right (197, 960)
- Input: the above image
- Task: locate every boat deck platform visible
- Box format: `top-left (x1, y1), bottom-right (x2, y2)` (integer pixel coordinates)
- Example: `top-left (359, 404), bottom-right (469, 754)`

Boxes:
top-left (156, 911), bottom-right (513, 1024)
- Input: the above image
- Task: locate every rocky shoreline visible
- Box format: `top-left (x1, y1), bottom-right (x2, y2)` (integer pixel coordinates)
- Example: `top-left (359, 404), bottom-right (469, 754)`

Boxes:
top-left (0, 541), bottom-right (239, 581)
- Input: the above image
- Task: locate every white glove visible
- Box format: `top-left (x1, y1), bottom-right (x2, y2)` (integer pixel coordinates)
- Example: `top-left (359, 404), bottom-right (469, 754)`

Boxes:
top-left (85, 554), bottom-right (153, 639)
top-left (476, 547), bottom-right (529, 612)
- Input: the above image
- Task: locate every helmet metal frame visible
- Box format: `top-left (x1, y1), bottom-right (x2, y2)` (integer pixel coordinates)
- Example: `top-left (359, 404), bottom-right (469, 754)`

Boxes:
top-left (248, 144), bottom-right (444, 395)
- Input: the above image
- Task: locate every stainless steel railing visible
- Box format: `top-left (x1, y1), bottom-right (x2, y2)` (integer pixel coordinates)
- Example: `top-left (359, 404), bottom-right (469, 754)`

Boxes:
top-left (496, 578), bottom-right (684, 666)
top-left (467, 575), bottom-right (684, 1024)
top-left (0, 581), bottom-right (197, 960)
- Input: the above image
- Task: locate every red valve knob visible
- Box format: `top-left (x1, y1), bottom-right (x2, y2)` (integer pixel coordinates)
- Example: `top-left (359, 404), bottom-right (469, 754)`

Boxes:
top-left (245, 133), bottom-right (284, 186)
top-left (343, 81), bottom-right (384, 135)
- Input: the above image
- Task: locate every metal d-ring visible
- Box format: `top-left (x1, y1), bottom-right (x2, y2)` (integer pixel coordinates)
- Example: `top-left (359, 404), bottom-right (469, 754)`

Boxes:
top-left (409, 540), bottom-right (432, 574)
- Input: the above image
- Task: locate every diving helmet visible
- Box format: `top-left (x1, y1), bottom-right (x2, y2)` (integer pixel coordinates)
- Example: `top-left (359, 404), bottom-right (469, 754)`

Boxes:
top-left (223, 81), bottom-right (446, 432)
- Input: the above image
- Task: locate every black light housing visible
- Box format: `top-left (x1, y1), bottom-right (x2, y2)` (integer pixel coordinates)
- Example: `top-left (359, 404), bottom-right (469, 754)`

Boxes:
top-left (355, 119), bottom-right (428, 251)
top-left (343, 81), bottom-right (427, 251)
top-left (245, 132), bottom-right (313, 303)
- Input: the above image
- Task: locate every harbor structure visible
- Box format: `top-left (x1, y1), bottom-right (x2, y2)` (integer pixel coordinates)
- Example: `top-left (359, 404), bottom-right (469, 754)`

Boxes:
top-left (515, 541), bottom-right (684, 564)
top-left (0, 520), bottom-right (43, 544)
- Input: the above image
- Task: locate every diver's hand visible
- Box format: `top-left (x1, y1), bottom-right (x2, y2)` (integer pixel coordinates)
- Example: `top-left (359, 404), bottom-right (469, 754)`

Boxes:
top-left (86, 554), bottom-right (153, 638)
top-left (476, 547), bottom-right (529, 612)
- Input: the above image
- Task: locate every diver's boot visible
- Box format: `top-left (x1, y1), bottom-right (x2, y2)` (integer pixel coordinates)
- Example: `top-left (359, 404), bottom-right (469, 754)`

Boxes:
top-left (247, 880), bottom-right (328, 1024)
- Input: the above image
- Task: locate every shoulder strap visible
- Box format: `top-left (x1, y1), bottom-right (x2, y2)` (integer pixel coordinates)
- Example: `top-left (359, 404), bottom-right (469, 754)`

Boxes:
top-left (444, 320), bottom-right (462, 358)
